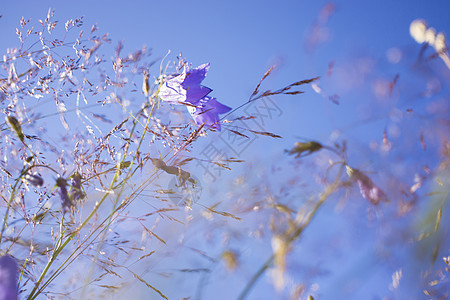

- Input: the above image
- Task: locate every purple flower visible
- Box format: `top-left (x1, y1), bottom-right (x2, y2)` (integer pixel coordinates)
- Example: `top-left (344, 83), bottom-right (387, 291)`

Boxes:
top-left (159, 63), bottom-right (212, 104)
top-left (0, 255), bottom-right (18, 300)
top-left (187, 96), bottom-right (231, 131)
top-left (346, 166), bottom-right (388, 205)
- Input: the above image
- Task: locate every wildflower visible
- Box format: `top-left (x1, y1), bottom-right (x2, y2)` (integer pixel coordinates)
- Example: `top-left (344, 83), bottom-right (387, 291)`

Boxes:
top-left (346, 166), bottom-right (388, 205)
top-left (187, 96), bottom-right (231, 131)
top-left (56, 178), bottom-right (73, 213)
top-left (0, 255), bottom-right (18, 300)
top-left (159, 63), bottom-right (212, 104)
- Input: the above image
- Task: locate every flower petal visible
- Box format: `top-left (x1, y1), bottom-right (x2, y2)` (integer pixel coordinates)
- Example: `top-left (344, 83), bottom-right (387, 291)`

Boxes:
top-left (189, 96), bottom-right (231, 131)
top-left (183, 63), bottom-right (210, 87)
top-left (185, 85), bottom-right (212, 105)
top-left (206, 97), bottom-right (232, 114)
top-left (159, 73), bottom-right (187, 103)
top-left (159, 63), bottom-right (212, 104)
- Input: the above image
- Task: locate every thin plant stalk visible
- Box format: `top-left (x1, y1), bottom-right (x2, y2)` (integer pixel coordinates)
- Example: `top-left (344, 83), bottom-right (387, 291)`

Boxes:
top-left (237, 164), bottom-right (344, 300)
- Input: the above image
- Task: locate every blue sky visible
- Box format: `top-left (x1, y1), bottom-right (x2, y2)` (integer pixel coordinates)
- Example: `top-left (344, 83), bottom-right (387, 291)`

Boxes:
top-left (1, 2), bottom-right (448, 130)
top-left (1, 0), bottom-right (449, 299)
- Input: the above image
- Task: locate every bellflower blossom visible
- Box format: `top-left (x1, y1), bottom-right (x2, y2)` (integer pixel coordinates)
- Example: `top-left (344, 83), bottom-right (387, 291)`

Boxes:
top-left (187, 96), bottom-right (231, 131)
top-left (159, 63), bottom-right (212, 104)
top-left (0, 255), bottom-right (18, 300)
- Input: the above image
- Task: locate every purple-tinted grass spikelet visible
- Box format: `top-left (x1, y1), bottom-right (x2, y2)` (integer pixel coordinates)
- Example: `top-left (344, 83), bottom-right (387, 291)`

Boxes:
top-left (56, 178), bottom-right (73, 213)
top-left (346, 166), bottom-right (388, 205)
top-left (70, 172), bottom-right (85, 201)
